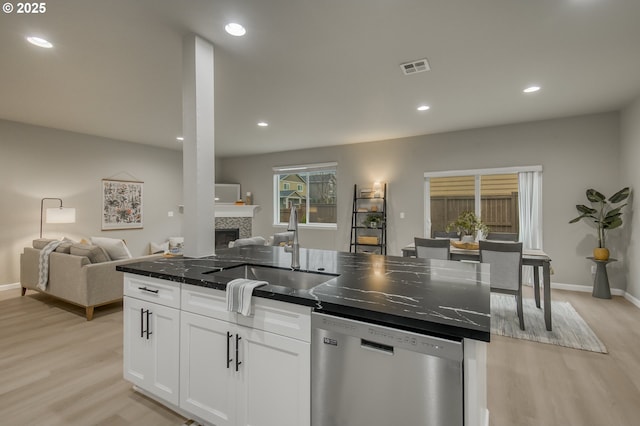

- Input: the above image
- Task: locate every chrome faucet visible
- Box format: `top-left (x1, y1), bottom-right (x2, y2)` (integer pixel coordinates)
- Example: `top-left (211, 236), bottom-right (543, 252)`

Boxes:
top-left (284, 205), bottom-right (300, 270)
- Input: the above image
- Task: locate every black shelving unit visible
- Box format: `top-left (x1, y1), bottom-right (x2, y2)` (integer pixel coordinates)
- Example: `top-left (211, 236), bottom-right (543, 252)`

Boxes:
top-left (349, 183), bottom-right (387, 255)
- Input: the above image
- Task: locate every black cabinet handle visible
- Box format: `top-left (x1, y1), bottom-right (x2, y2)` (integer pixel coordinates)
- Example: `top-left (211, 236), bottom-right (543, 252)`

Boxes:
top-left (226, 332), bottom-right (233, 369)
top-left (235, 334), bottom-right (242, 371)
top-left (145, 310), bottom-right (152, 339)
top-left (138, 286), bottom-right (159, 294)
top-left (140, 308), bottom-right (144, 338)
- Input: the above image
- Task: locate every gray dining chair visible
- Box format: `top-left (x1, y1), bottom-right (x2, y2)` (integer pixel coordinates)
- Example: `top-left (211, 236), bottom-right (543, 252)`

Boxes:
top-left (479, 240), bottom-right (525, 330)
top-left (432, 231), bottom-right (460, 240)
top-left (414, 237), bottom-right (450, 260)
top-left (486, 232), bottom-right (519, 242)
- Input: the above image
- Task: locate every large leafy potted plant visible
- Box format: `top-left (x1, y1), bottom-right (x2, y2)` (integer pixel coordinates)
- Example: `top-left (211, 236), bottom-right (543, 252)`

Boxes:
top-left (446, 210), bottom-right (489, 242)
top-left (569, 187), bottom-right (630, 260)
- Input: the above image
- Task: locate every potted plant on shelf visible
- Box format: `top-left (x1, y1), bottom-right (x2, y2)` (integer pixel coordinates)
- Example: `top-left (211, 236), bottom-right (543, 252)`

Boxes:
top-left (446, 210), bottom-right (489, 242)
top-left (364, 213), bottom-right (383, 229)
top-left (569, 187), bottom-right (630, 261)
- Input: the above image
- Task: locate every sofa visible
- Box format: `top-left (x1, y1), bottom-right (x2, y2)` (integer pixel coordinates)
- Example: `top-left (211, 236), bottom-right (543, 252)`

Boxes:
top-left (20, 238), bottom-right (161, 320)
top-left (228, 232), bottom-right (295, 248)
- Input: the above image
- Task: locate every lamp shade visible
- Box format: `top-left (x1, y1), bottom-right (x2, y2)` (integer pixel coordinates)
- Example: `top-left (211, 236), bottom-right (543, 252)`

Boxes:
top-left (372, 181), bottom-right (382, 198)
top-left (46, 207), bottom-right (76, 224)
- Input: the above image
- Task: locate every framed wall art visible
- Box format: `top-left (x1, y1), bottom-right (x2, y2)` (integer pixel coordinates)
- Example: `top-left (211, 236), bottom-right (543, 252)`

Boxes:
top-left (102, 179), bottom-right (143, 230)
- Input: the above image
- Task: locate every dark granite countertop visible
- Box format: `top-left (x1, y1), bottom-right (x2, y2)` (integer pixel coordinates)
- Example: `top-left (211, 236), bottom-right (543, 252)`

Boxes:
top-left (117, 246), bottom-right (491, 342)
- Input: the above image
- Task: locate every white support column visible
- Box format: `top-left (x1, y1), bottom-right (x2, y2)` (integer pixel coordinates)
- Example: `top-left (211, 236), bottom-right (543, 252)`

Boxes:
top-left (182, 34), bottom-right (215, 257)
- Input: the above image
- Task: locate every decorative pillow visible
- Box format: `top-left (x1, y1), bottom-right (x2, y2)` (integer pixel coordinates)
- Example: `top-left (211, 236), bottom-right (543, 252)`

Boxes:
top-left (271, 231), bottom-right (294, 247)
top-left (150, 240), bottom-right (169, 255)
top-left (55, 237), bottom-right (77, 254)
top-left (33, 239), bottom-right (57, 250)
top-left (70, 243), bottom-right (111, 264)
top-left (90, 236), bottom-right (132, 260)
top-left (229, 236), bottom-right (266, 248)
top-left (169, 237), bottom-right (184, 255)
top-left (55, 242), bottom-right (72, 254)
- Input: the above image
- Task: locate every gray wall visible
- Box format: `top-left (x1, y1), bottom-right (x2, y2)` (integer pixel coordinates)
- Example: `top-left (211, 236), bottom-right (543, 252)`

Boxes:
top-left (621, 96), bottom-right (640, 300)
top-left (219, 112), bottom-right (624, 290)
top-left (0, 119), bottom-right (183, 285)
top-left (3, 110), bottom-right (629, 292)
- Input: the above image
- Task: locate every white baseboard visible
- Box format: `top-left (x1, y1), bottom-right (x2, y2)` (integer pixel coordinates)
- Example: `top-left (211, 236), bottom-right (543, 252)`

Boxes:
top-left (549, 281), bottom-right (623, 296)
top-left (548, 280), bottom-right (639, 310)
top-left (624, 291), bottom-right (640, 309)
top-left (0, 283), bottom-right (20, 291)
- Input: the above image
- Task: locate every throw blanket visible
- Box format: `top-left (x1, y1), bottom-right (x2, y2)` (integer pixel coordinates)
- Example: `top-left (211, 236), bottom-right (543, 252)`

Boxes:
top-left (37, 240), bottom-right (62, 291)
top-left (226, 278), bottom-right (268, 316)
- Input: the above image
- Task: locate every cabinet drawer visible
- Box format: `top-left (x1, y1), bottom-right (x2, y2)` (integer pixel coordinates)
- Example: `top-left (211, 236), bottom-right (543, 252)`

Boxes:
top-left (182, 283), bottom-right (311, 342)
top-left (238, 297), bottom-right (311, 342)
top-left (181, 284), bottom-right (234, 322)
top-left (124, 274), bottom-right (181, 309)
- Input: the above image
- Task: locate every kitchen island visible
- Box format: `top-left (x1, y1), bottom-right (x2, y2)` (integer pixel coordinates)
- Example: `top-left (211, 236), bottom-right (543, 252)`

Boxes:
top-left (118, 246), bottom-right (490, 426)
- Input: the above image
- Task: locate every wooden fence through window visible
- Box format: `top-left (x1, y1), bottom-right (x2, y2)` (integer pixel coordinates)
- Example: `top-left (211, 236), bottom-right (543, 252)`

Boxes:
top-left (430, 192), bottom-right (519, 235)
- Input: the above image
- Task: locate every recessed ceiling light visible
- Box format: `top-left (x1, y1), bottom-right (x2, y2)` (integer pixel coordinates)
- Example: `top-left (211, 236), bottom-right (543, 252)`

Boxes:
top-left (417, 105), bottom-right (430, 111)
top-left (176, 136), bottom-right (184, 142)
top-left (26, 36), bottom-right (53, 49)
top-left (523, 86), bottom-right (541, 93)
top-left (257, 122), bottom-right (269, 127)
top-left (225, 23), bottom-right (246, 37)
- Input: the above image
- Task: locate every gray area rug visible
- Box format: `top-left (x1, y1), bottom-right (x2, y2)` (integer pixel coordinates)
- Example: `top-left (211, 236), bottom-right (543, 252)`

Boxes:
top-left (491, 294), bottom-right (608, 353)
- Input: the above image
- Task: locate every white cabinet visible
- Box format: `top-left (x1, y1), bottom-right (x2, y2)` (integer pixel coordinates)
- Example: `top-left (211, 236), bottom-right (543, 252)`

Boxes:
top-left (180, 284), bottom-right (311, 426)
top-left (123, 275), bottom-right (311, 426)
top-left (237, 325), bottom-right (310, 426)
top-left (123, 275), bottom-right (180, 406)
top-left (180, 311), bottom-right (236, 426)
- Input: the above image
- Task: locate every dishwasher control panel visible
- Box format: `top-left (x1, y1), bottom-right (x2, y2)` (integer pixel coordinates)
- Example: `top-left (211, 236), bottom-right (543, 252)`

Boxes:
top-left (312, 312), bottom-right (463, 361)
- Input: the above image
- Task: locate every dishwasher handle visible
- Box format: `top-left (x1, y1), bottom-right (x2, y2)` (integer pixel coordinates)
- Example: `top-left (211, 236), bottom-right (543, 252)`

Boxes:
top-left (361, 339), bottom-right (394, 355)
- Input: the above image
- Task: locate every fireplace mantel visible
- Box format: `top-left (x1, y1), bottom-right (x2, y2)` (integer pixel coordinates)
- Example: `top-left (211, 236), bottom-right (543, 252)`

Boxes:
top-left (214, 204), bottom-right (260, 218)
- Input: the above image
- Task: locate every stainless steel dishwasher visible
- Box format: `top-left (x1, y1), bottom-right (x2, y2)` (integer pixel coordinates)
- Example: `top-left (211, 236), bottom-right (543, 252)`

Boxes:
top-left (311, 312), bottom-right (464, 426)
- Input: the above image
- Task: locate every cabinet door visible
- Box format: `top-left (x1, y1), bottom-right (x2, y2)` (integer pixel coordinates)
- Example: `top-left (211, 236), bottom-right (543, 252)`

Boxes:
top-left (180, 311), bottom-right (237, 426)
top-left (123, 297), bottom-right (152, 388)
top-left (123, 296), bottom-right (180, 406)
top-left (236, 326), bottom-right (310, 426)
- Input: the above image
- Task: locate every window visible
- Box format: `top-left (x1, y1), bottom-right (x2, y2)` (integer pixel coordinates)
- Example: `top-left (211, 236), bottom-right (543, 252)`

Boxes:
top-left (273, 162), bottom-right (337, 228)
top-left (424, 166), bottom-right (542, 240)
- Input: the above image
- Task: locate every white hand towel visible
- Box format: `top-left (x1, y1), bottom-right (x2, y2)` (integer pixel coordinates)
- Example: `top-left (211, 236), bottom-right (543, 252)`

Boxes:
top-left (226, 278), bottom-right (247, 313)
top-left (239, 280), bottom-right (268, 316)
top-left (226, 278), bottom-right (267, 316)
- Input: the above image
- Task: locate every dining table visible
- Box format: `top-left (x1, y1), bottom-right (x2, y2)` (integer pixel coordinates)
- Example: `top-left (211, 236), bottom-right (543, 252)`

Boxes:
top-left (401, 243), bottom-right (553, 331)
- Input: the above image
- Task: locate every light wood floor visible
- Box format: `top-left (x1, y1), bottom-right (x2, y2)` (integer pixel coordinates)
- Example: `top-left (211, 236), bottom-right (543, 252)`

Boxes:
top-left (1, 287), bottom-right (639, 425)
top-left (0, 289), bottom-right (186, 426)
top-left (488, 287), bottom-right (640, 426)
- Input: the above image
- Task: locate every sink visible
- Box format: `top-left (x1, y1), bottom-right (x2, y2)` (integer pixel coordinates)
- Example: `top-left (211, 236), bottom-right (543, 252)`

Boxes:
top-left (207, 264), bottom-right (339, 291)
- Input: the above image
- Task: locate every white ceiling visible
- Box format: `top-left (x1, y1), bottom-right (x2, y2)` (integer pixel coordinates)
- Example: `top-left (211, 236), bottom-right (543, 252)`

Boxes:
top-left (2, 0), bottom-right (640, 157)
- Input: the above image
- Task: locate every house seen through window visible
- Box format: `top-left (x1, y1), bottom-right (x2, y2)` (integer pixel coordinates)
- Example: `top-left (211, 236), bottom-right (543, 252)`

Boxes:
top-left (273, 163), bottom-right (337, 227)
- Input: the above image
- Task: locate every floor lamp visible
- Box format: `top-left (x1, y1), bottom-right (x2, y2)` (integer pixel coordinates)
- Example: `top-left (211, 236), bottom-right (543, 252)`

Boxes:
top-left (40, 198), bottom-right (76, 238)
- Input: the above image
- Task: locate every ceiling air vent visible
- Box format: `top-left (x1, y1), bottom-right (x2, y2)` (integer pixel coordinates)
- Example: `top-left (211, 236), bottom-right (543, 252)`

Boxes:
top-left (400, 58), bottom-right (430, 76)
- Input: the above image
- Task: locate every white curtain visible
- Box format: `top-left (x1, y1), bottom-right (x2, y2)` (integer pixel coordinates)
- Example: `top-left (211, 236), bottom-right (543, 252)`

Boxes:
top-left (518, 171), bottom-right (543, 284)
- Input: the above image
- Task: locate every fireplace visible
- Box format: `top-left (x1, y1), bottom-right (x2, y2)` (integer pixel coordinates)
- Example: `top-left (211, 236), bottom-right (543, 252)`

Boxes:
top-left (215, 228), bottom-right (240, 249)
